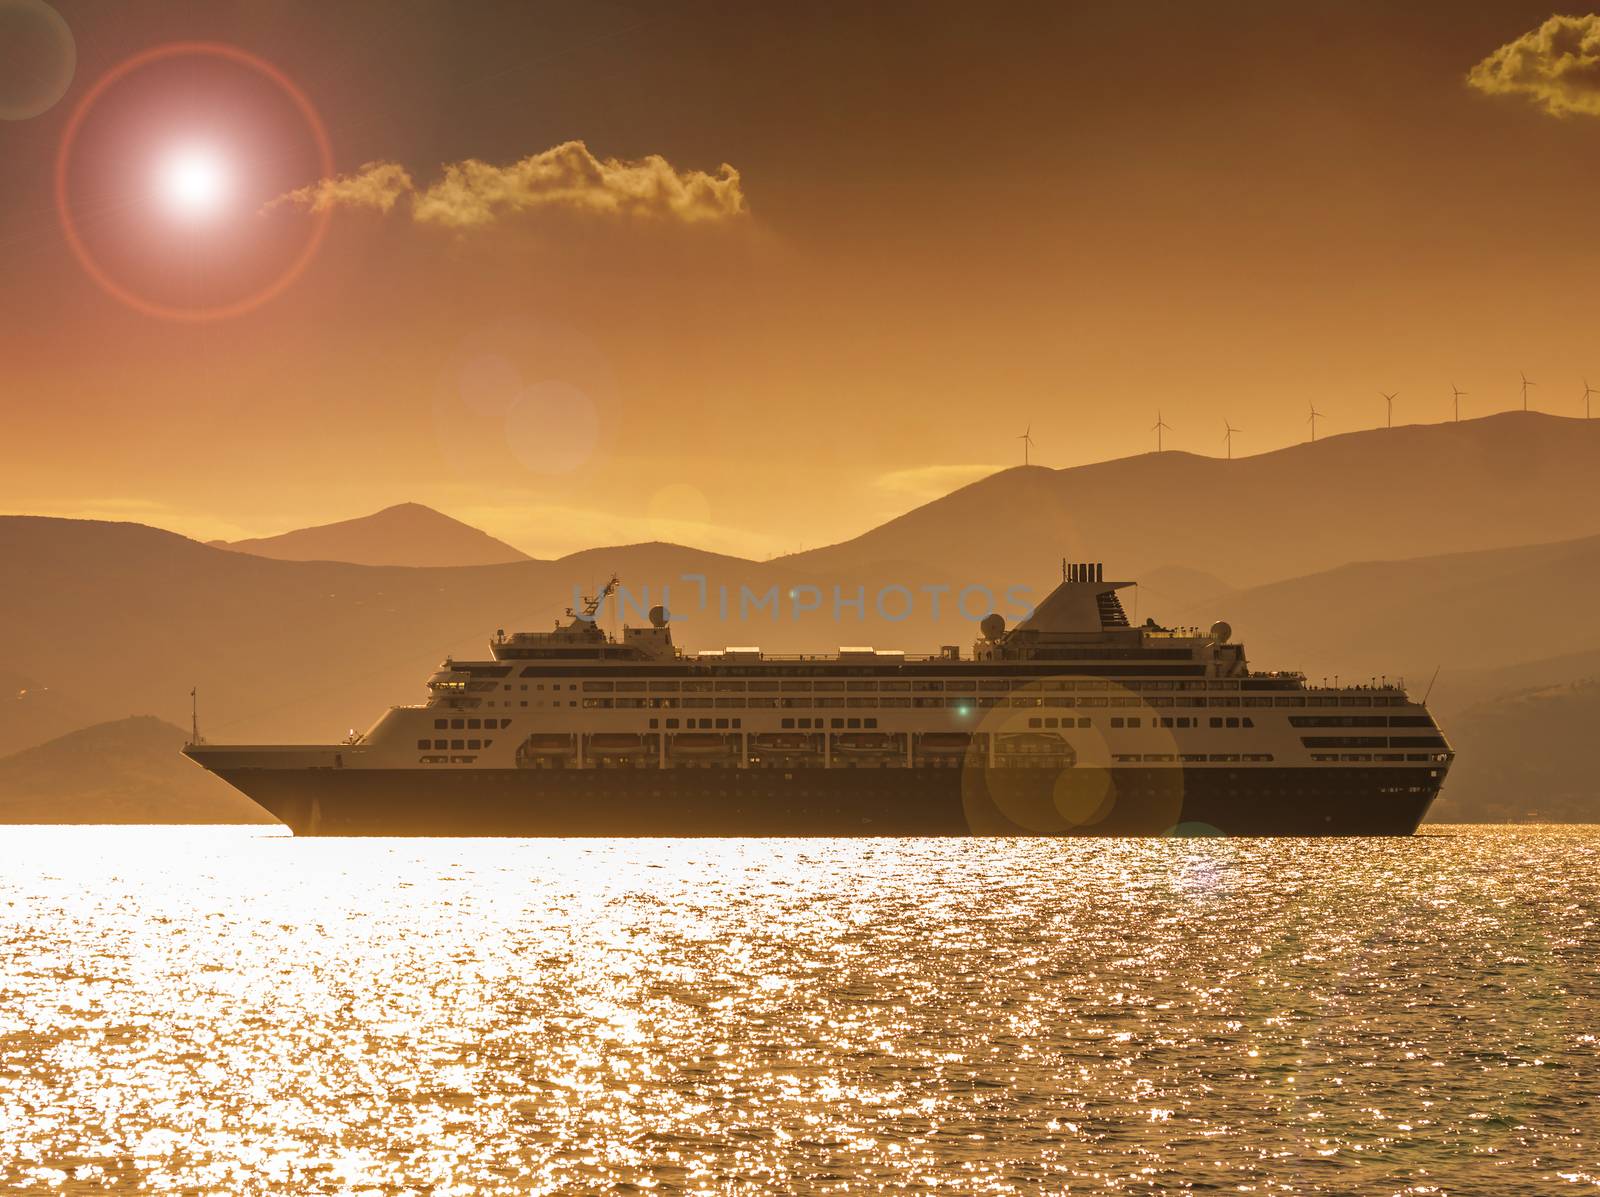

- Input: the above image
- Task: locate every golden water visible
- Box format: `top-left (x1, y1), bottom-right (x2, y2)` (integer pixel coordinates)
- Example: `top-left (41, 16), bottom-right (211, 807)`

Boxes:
top-left (1, 827), bottom-right (1596, 1193)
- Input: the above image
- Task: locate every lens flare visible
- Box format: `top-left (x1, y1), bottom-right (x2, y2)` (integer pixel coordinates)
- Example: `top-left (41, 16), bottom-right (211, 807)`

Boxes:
top-left (54, 41), bottom-right (333, 322)
top-left (156, 146), bottom-right (230, 220)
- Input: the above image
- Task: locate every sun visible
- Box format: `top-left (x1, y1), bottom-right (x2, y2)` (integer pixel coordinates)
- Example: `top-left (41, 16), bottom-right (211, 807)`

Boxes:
top-left (156, 145), bottom-right (231, 220)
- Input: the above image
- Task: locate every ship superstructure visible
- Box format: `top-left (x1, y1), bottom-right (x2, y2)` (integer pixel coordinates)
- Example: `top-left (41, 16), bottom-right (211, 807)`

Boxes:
top-left (185, 564), bottom-right (1452, 835)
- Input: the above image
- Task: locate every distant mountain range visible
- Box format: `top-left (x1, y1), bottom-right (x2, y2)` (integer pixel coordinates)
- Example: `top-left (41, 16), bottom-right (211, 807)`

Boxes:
top-left (212, 501), bottom-right (531, 567)
top-left (4, 411), bottom-right (1600, 821)
top-left (779, 412), bottom-right (1600, 590)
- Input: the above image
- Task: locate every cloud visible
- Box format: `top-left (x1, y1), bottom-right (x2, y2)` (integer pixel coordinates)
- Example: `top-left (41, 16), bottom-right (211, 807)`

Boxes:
top-left (272, 161), bottom-right (414, 214)
top-left (1468, 14), bottom-right (1600, 116)
top-left (269, 140), bottom-right (746, 227)
top-left (874, 464), bottom-right (1002, 501)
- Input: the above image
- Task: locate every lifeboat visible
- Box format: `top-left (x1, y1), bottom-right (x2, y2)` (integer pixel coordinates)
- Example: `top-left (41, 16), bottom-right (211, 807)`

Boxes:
top-left (996, 732), bottom-right (1075, 759)
top-left (915, 732), bottom-right (972, 758)
top-left (518, 733), bottom-right (576, 759)
top-left (586, 733), bottom-right (655, 759)
top-left (750, 733), bottom-right (815, 757)
top-left (831, 732), bottom-right (903, 757)
top-left (668, 732), bottom-right (739, 759)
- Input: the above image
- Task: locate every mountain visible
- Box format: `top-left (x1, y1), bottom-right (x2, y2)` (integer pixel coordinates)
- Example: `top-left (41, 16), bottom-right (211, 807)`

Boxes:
top-left (782, 412), bottom-right (1600, 592)
top-left (0, 717), bottom-right (272, 824)
top-left (1427, 680), bottom-right (1600, 823)
top-left (0, 516), bottom-right (850, 751)
top-left (213, 502), bottom-right (532, 567)
top-left (1174, 531), bottom-right (1600, 690)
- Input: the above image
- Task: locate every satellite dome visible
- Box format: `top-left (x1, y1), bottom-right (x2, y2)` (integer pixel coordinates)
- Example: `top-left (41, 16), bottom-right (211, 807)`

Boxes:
top-left (648, 605), bottom-right (669, 628)
top-left (980, 612), bottom-right (1006, 641)
top-left (1209, 620), bottom-right (1232, 643)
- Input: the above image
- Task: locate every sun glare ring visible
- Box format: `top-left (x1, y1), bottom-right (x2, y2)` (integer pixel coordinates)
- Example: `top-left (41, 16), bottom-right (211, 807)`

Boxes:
top-left (53, 41), bottom-right (334, 323)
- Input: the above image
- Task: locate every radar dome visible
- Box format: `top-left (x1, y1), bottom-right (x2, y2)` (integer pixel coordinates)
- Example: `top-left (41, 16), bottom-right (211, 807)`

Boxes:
top-left (648, 605), bottom-right (669, 628)
top-left (980, 612), bottom-right (1006, 641)
top-left (1209, 620), bottom-right (1232, 643)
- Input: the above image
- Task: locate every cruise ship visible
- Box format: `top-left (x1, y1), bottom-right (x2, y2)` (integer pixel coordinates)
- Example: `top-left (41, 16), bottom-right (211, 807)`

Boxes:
top-left (184, 564), bottom-right (1452, 836)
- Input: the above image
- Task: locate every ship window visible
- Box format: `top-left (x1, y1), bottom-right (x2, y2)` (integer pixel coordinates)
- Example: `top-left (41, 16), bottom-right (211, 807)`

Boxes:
top-left (1077, 718), bottom-right (1091, 728)
top-left (715, 719), bottom-right (729, 729)
top-left (1045, 717), bottom-right (1059, 728)
top-left (1225, 717), bottom-right (1240, 728)
top-left (434, 719), bottom-right (447, 729)
top-left (1242, 717), bottom-right (1254, 728)
top-left (864, 718), bottom-right (877, 728)
top-left (831, 718), bottom-right (845, 728)
top-left (520, 701), bottom-right (527, 707)
top-left (649, 719), bottom-right (659, 729)
top-left (847, 718), bottom-right (861, 729)
top-left (467, 719), bottom-right (481, 729)
top-left (698, 718), bottom-right (713, 728)
top-left (503, 685), bottom-right (511, 691)
top-left (484, 739), bottom-right (493, 748)
top-left (1111, 717), bottom-right (1124, 728)
top-left (1209, 717), bottom-right (1223, 728)
top-left (451, 719), bottom-right (464, 730)
top-left (799, 718), bottom-right (812, 728)
top-left (468, 739), bottom-right (481, 750)
top-left (733, 719), bottom-right (742, 728)
top-left (433, 740), bottom-right (447, 749)
top-left (1028, 718), bottom-right (1042, 728)
top-left (781, 718), bottom-right (795, 728)
top-left (416, 739), bottom-right (430, 749)
top-left (520, 684), bottom-right (527, 691)
top-left (666, 719), bottom-right (679, 729)
top-left (451, 739), bottom-right (464, 750)
top-left (1128, 717), bottom-right (1141, 728)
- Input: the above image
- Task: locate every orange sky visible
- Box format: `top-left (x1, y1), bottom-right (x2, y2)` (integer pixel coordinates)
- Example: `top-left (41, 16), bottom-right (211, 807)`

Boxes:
top-left (4, 1), bottom-right (1600, 558)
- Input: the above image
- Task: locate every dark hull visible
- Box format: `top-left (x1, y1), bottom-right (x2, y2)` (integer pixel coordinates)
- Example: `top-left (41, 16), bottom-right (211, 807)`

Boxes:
top-left (212, 764), bottom-right (1443, 837)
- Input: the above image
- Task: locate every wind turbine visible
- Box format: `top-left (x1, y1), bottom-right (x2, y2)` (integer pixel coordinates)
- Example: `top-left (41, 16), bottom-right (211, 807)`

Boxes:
top-left (1017, 424), bottom-right (1034, 466)
top-left (1584, 379), bottom-right (1596, 420)
top-left (1307, 402), bottom-right (1324, 443)
top-left (1381, 391), bottom-right (1398, 428)
top-left (1521, 371), bottom-right (1535, 412)
top-left (1451, 383), bottom-right (1466, 422)
top-left (1222, 419), bottom-right (1240, 460)
top-left (1151, 411), bottom-right (1172, 453)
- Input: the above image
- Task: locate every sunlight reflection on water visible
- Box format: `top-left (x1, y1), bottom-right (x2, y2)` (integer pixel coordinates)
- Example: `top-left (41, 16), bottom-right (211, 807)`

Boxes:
top-left (0, 826), bottom-right (1597, 1194)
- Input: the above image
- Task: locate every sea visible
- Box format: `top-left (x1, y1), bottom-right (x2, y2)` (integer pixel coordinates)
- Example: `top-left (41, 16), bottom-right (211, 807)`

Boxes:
top-left (0, 825), bottom-right (1596, 1195)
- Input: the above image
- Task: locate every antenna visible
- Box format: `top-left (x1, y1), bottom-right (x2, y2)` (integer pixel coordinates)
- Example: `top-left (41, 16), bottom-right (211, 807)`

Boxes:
top-left (1381, 391), bottom-right (1397, 428)
top-left (1584, 379), bottom-right (1596, 420)
top-left (1521, 371), bottom-right (1534, 412)
top-left (1017, 423), bottom-right (1034, 466)
top-left (1451, 382), bottom-right (1465, 422)
top-left (1222, 419), bottom-right (1240, 460)
top-left (189, 686), bottom-right (203, 746)
top-left (1422, 664), bottom-right (1442, 706)
top-left (1151, 411), bottom-right (1171, 453)
top-left (1307, 401), bottom-right (1324, 443)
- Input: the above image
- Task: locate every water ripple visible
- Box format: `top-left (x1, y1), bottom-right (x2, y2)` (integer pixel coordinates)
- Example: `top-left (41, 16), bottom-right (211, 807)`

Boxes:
top-left (0, 827), bottom-right (1596, 1194)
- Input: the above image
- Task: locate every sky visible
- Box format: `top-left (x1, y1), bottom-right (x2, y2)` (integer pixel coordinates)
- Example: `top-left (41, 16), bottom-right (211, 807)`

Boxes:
top-left (3, 1), bottom-right (1600, 558)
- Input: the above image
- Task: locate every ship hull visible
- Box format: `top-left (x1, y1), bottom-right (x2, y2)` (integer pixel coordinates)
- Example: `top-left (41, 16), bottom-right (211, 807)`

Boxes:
top-left (207, 764), bottom-right (1443, 837)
